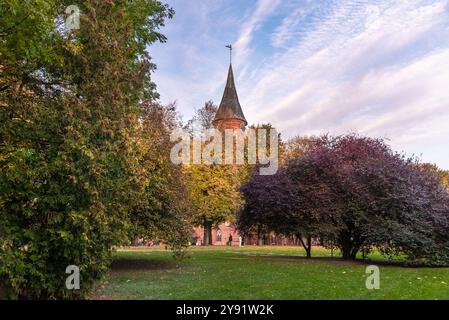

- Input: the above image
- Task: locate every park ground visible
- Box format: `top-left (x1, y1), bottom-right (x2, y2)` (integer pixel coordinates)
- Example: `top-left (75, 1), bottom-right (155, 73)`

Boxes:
top-left (91, 246), bottom-right (449, 300)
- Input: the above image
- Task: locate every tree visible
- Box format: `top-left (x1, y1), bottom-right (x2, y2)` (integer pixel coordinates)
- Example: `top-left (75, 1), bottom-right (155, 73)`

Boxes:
top-left (284, 139), bottom-right (343, 258)
top-left (359, 159), bottom-right (449, 265)
top-left (420, 163), bottom-right (449, 190)
top-left (285, 135), bottom-right (326, 160)
top-left (0, 0), bottom-right (59, 94)
top-left (0, 0), bottom-right (174, 299)
top-left (239, 133), bottom-right (449, 265)
top-left (183, 101), bottom-right (244, 245)
top-left (238, 169), bottom-right (299, 249)
top-left (320, 135), bottom-right (449, 262)
top-left (184, 100), bottom-right (217, 133)
top-left (238, 136), bottom-right (339, 257)
top-left (129, 101), bottom-right (190, 256)
top-left (185, 164), bottom-right (243, 245)
top-left (293, 134), bottom-right (449, 263)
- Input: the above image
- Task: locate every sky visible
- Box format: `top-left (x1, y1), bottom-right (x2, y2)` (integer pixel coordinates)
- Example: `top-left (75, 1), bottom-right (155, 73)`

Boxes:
top-left (150, 0), bottom-right (449, 169)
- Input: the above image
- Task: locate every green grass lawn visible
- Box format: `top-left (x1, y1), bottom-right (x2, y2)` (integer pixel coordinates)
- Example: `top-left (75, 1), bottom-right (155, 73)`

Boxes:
top-left (92, 246), bottom-right (449, 300)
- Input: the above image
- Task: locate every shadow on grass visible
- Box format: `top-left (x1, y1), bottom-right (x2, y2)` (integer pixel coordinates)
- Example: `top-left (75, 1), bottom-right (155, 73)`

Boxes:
top-left (260, 255), bottom-right (420, 268)
top-left (111, 258), bottom-right (180, 273)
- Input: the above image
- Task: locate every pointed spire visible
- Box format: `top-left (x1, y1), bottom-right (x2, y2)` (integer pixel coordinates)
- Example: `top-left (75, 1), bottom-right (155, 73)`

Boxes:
top-left (213, 64), bottom-right (247, 127)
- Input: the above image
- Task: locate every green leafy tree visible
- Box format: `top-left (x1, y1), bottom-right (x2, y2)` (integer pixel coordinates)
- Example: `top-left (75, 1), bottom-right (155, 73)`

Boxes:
top-left (185, 164), bottom-right (243, 245)
top-left (183, 102), bottom-right (244, 245)
top-left (0, 0), bottom-right (174, 299)
top-left (129, 101), bottom-right (190, 256)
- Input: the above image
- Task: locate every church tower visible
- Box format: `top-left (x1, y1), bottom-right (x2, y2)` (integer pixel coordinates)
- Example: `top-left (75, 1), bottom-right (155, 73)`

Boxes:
top-left (212, 63), bottom-right (247, 130)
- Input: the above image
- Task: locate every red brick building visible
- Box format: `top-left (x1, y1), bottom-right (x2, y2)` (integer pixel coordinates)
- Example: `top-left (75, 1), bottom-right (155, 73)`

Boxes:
top-left (192, 222), bottom-right (299, 246)
top-left (193, 222), bottom-right (242, 246)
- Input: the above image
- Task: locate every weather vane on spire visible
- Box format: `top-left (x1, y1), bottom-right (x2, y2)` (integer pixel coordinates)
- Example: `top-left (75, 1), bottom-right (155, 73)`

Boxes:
top-left (225, 44), bottom-right (232, 64)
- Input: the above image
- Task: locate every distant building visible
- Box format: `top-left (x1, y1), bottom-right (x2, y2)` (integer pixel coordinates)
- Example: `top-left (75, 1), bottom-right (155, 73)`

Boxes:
top-left (192, 62), bottom-right (296, 246)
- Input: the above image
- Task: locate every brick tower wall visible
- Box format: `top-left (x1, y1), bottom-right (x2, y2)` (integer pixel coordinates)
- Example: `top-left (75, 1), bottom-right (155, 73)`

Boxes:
top-left (213, 118), bottom-right (246, 130)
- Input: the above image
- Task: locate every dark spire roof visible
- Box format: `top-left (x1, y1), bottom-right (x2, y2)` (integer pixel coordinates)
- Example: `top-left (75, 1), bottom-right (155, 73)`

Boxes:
top-left (213, 64), bottom-right (247, 126)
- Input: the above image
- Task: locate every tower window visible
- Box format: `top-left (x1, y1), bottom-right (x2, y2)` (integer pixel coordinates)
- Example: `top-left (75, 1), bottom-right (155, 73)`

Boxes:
top-left (216, 230), bottom-right (222, 242)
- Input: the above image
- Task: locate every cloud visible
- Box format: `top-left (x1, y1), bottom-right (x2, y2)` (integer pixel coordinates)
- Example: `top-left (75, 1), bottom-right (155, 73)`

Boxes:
top-left (270, 0), bottom-right (326, 48)
top-left (150, 0), bottom-right (238, 120)
top-left (238, 0), bottom-right (449, 168)
top-left (151, 0), bottom-right (449, 169)
top-left (234, 0), bottom-right (282, 66)
top-left (152, 0), bottom-right (282, 119)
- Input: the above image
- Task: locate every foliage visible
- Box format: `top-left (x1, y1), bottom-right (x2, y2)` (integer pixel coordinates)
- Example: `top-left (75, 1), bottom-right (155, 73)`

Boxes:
top-left (185, 164), bottom-right (243, 223)
top-left (420, 163), bottom-right (449, 190)
top-left (129, 101), bottom-right (190, 256)
top-left (184, 100), bottom-right (217, 132)
top-left (0, 0), bottom-right (176, 299)
top-left (239, 136), bottom-right (338, 256)
top-left (238, 168), bottom-right (297, 246)
top-left (284, 135), bottom-right (325, 160)
top-left (239, 134), bottom-right (449, 265)
top-left (319, 135), bottom-right (449, 264)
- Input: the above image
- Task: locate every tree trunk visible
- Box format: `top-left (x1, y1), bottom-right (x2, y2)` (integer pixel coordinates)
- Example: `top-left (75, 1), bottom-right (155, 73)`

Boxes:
top-left (341, 244), bottom-right (352, 259)
top-left (341, 245), bottom-right (351, 259)
top-left (340, 232), bottom-right (357, 260)
top-left (299, 234), bottom-right (312, 258)
top-left (257, 225), bottom-right (264, 246)
top-left (306, 236), bottom-right (312, 258)
top-left (330, 240), bottom-right (334, 258)
top-left (203, 219), bottom-right (212, 246)
top-left (350, 248), bottom-right (358, 260)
